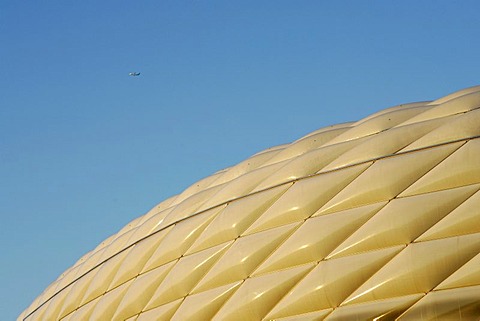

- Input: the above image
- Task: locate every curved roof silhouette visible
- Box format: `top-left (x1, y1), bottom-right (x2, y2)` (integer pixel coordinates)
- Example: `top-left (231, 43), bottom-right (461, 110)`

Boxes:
top-left (20, 85), bottom-right (480, 321)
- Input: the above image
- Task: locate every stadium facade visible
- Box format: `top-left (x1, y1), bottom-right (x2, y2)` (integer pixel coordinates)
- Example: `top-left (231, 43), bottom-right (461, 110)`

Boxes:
top-left (19, 86), bottom-right (480, 320)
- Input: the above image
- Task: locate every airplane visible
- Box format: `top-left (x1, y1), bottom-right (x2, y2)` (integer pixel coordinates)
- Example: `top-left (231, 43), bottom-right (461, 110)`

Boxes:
top-left (129, 72), bottom-right (141, 76)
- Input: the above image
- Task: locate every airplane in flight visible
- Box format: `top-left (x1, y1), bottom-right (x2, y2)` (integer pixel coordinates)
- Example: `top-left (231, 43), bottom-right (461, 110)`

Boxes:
top-left (129, 72), bottom-right (141, 76)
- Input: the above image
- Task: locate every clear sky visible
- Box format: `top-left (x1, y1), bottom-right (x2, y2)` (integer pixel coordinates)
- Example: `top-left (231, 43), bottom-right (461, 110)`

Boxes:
top-left (1, 1), bottom-right (479, 319)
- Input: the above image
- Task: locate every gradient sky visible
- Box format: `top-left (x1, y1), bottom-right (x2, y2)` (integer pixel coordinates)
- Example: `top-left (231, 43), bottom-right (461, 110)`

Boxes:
top-left (1, 1), bottom-right (480, 319)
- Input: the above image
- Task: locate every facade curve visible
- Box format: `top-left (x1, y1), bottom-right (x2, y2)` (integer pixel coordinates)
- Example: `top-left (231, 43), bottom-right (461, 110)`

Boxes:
top-left (19, 85), bottom-right (480, 321)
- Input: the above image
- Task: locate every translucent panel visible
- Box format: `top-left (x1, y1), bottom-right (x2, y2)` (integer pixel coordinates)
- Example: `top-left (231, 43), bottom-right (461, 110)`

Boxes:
top-left (186, 183), bottom-right (292, 255)
top-left (261, 127), bottom-right (350, 166)
top-left (193, 223), bottom-right (298, 293)
top-left (399, 90), bottom-right (480, 126)
top-left (353, 102), bottom-right (429, 125)
top-left (144, 242), bottom-right (230, 310)
top-left (107, 227), bottom-right (170, 291)
top-left (254, 139), bottom-right (366, 191)
top-left (322, 118), bottom-right (447, 171)
top-left (273, 309), bottom-right (332, 321)
top-left (343, 233), bottom-right (480, 305)
top-left (172, 171), bottom-right (226, 205)
top-left (41, 288), bottom-right (69, 321)
top-left (129, 207), bottom-right (174, 243)
top-left (265, 247), bottom-right (402, 319)
top-left (80, 249), bottom-right (131, 306)
top-left (400, 108), bottom-right (480, 152)
top-left (139, 195), bottom-right (177, 224)
top-left (253, 202), bottom-right (386, 275)
top-left (197, 161), bottom-right (287, 212)
top-left (23, 303), bottom-right (47, 321)
top-left (244, 163), bottom-right (371, 235)
top-left (327, 185), bottom-right (479, 258)
top-left (417, 187), bottom-right (480, 241)
top-left (324, 105), bottom-right (429, 146)
top-left (135, 299), bottom-right (182, 321)
top-left (58, 268), bottom-right (98, 319)
top-left (88, 280), bottom-right (132, 321)
top-left (170, 282), bottom-right (241, 321)
top-left (98, 229), bottom-right (137, 264)
top-left (66, 296), bottom-right (99, 321)
top-left (71, 248), bottom-right (106, 283)
top-left (397, 285), bottom-right (480, 321)
top-left (159, 183), bottom-right (225, 227)
top-left (111, 261), bottom-right (175, 321)
top-left (204, 147), bottom-right (284, 189)
top-left (326, 294), bottom-right (423, 321)
top-left (317, 142), bottom-right (463, 216)
top-left (436, 253), bottom-right (480, 290)
top-left (212, 264), bottom-right (314, 321)
top-left (429, 85), bottom-right (480, 105)
top-left (142, 208), bottom-right (219, 273)
top-left (400, 139), bottom-right (480, 196)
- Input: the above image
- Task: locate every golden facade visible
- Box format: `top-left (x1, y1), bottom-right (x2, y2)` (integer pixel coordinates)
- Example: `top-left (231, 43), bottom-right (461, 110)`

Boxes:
top-left (19, 86), bottom-right (480, 320)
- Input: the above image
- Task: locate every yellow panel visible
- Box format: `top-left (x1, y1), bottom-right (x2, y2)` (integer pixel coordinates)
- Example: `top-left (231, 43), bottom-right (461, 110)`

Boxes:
top-left (88, 279), bottom-right (132, 321)
top-left (254, 138), bottom-right (366, 191)
top-left (98, 229), bottom-right (137, 264)
top-left (253, 202), bottom-right (386, 275)
top-left (129, 207), bottom-right (174, 243)
top-left (322, 118), bottom-right (447, 171)
top-left (135, 299), bottom-right (182, 321)
top-left (317, 142), bottom-right (463, 216)
top-left (80, 249), bottom-right (131, 306)
top-left (21, 295), bottom-right (44, 321)
top-left (326, 294), bottom-right (423, 321)
top-left (265, 246), bottom-right (402, 319)
top-left (260, 126), bottom-right (351, 166)
top-left (343, 233), bottom-right (480, 305)
top-left (193, 223), bottom-right (298, 293)
top-left (159, 184), bottom-right (226, 227)
top-left (107, 227), bottom-right (170, 291)
top-left (57, 267), bottom-right (98, 319)
top-left (212, 264), bottom-right (314, 321)
top-left (170, 282), bottom-right (241, 321)
top-left (401, 109), bottom-right (480, 152)
top-left (399, 90), bottom-right (480, 126)
top-left (186, 183), bottom-right (292, 255)
top-left (124, 315), bottom-right (138, 321)
top-left (435, 253), bottom-right (480, 290)
top-left (112, 261), bottom-right (176, 321)
top-left (327, 185), bottom-right (479, 258)
top-left (138, 195), bottom-right (176, 224)
top-left (196, 161), bottom-right (287, 212)
top-left (23, 302), bottom-right (47, 321)
top-left (324, 105), bottom-right (429, 146)
top-left (244, 163), bottom-right (371, 235)
top-left (144, 242), bottom-right (230, 310)
top-left (400, 139), bottom-right (480, 196)
top-left (41, 288), bottom-right (70, 321)
top-left (417, 187), bottom-right (480, 241)
top-left (272, 309), bottom-right (332, 321)
top-left (64, 296), bottom-right (100, 321)
top-left (428, 85), bottom-right (480, 105)
top-left (397, 285), bottom-right (480, 321)
top-left (71, 248), bottom-right (106, 282)
top-left (172, 171), bottom-right (225, 205)
top-left (203, 147), bottom-right (284, 190)
top-left (141, 207), bottom-right (219, 273)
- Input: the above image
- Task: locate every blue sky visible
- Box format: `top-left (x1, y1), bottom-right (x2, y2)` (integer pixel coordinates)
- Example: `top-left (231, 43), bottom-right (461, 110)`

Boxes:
top-left (1, 1), bottom-right (479, 319)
